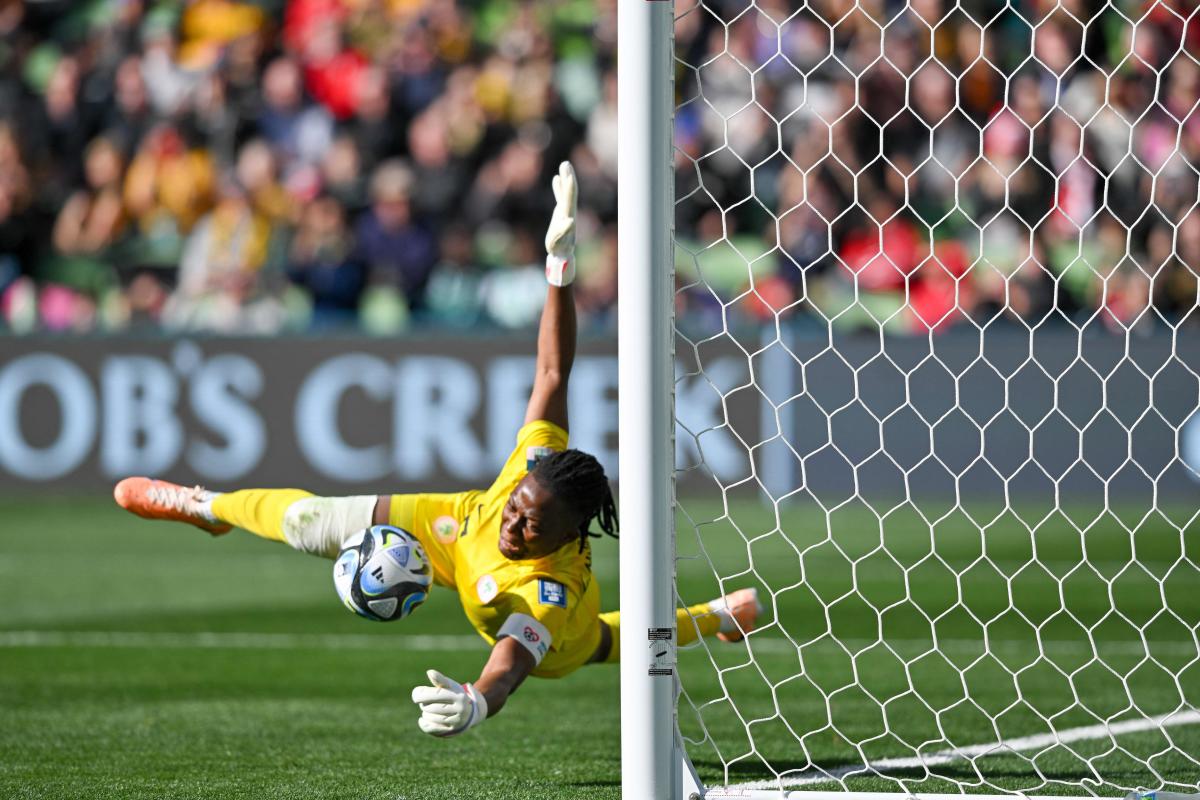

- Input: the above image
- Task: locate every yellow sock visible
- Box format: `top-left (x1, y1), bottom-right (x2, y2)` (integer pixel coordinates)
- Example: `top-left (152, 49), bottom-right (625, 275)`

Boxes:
top-left (211, 489), bottom-right (313, 543)
top-left (678, 602), bottom-right (721, 645)
top-left (597, 602), bottom-right (720, 664)
top-left (598, 611), bottom-right (621, 663)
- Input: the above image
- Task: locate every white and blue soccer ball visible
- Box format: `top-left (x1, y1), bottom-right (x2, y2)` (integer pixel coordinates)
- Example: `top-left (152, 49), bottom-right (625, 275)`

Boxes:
top-left (333, 525), bottom-right (432, 622)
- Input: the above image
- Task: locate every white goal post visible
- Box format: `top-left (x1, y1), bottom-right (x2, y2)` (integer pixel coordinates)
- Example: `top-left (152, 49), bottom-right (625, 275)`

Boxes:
top-left (618, 1), bottom-right (1200, 799)
top-left (618, 0), bottom-right (679, 796)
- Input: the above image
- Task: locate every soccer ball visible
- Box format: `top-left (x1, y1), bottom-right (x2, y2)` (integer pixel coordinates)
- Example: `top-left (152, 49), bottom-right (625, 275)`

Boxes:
top-left (333, 525), bottom-right (432, 622)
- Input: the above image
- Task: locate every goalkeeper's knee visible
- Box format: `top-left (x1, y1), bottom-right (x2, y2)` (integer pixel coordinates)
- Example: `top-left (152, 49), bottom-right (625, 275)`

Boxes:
top-left (281, 495), bottom-right (378, 558)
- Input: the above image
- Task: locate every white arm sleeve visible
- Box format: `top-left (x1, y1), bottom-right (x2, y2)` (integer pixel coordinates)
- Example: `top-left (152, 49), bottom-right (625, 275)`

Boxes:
top-left (497, 612), bottom-right (552, 665)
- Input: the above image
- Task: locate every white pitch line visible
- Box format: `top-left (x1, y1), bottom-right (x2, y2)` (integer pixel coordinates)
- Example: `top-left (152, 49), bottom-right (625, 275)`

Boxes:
top-left (0, 630), bottom-right (485, 651)
top-left (720, 709), bottom-right (1200, 794)
top-left (738, 638), bottom-right (1199, 656)
top-left (1, 631), bottom-right (1194, 656)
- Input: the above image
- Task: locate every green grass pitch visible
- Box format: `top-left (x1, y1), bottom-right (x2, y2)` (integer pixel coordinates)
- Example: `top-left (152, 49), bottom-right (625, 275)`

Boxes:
top-left (1, 496), bottom-right (1197, 799)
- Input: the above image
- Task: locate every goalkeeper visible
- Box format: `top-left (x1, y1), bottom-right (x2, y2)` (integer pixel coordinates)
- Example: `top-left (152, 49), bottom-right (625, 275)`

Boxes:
top-left (112, 162), bottom-right (761, 737)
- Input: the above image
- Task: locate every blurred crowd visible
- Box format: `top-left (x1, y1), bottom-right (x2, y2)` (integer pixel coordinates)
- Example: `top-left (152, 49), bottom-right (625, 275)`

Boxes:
top-left (0, 0), bottom-right (1194, 335)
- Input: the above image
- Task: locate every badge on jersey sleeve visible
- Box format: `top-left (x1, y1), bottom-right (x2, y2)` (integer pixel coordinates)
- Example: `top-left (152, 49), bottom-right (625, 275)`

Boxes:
top-left (526, 446), bottom-right (555, 471)
top-left (433, 516), bottom-right (458, 544)
top-left (477, 574), bottom-right (499, 604)
top-left (538, 579), bottom-right (567, 608)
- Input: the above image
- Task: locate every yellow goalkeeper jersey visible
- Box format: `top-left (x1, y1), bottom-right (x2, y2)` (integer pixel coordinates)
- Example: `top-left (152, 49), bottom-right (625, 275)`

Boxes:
top-left (387, 420), bottom-right (602, 678)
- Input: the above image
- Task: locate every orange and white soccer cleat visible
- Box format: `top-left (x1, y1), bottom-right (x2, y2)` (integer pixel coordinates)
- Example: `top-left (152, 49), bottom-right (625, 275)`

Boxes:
top-left (709, 587), bottom-right (763, 643)
top-left (113, 477), bottom-right (231, 536)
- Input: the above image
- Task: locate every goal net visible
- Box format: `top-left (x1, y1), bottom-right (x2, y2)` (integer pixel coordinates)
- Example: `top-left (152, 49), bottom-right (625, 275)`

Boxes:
top-left (664, 0), bottom-right (1200, 797)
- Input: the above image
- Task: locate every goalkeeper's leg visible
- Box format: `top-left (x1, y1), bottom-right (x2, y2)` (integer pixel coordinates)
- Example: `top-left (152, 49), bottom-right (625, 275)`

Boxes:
top-left (213, 489), bottom-right (378, 558)
top-left (593, 588), bottom-right (763, 663)
top-left (113, 478), bottom-right (377, 559)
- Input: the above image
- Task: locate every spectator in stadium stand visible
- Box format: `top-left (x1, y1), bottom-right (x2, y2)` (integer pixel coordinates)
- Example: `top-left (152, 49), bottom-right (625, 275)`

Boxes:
top-left (294, 12), bottom-right (367, 122)
top-left (286, 192), bottom-right (364, 329)
top-left (165, 177), bottom-right (285, 334)
top-left (1175, 216), bottom-right (1200, 319)
top-left (464, 138), bottom-right (554, 234)
top-left (189, 71), bottom-right (240, 169)
top-left (283, 0), bottom-right (344, 57)
top-left (25, 56), bottom-right (89, 207)
top-left (419, 223), bottom-right (484, 328)
top-left (41, 136), bottom-right (126, 331)
top-left (252, 56), bottom-right (334, 174)
top-left (479, 227), bottom-right (552, 330)
top-left (1092, 215), bottom-right (1153, 333)
top-left (407, 105), bottom-right (469, 222)
top-left (353, 159), bottom-right (438, 315)
top-left (0, 120), bottom-right (34, 327)
top-left (320, 134), bottom-right (368, 214)
top-left (572, 226), bottom-right (618, 331)
top-left (908, 241), bottom-right (973, 335)
top-left (140, 13), bottom-right (193, 119)
top-left (178, 0), bottom-right (265, 69)
top-left (585, 73), bottom-right (618, 184)
top-left (235, 139), bottom-right (294, 227)
top-left (436, 65), bottom-right (488, 162)
top-left (390, 17), bottom-right (450, 118)
top-left (0, 0), bottom-right (22, 90)
top-left (101, 56), bottom-right (155, 157)
top-left (123, 124), bottom-right (216, 269)
top-left (52, 137), bottom-right (126, 256)
top-left (345, 65), bottom-right (403, 172)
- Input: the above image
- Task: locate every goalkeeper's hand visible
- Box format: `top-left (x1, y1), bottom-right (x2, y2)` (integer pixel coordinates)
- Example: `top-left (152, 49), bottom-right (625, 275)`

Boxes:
top-left (411, 669), bottom-right (489, 737)
top-left (544, 160), bottom-right (577, 287)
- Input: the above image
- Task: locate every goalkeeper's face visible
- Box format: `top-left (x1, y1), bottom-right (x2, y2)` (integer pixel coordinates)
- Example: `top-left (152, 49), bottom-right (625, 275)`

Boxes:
top-left (498, 476), bottom-right (579, 561)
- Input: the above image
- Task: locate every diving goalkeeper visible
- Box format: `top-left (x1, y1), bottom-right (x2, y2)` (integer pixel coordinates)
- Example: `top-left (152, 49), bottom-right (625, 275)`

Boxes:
top-left (112, 162), bottom-right (761, 737)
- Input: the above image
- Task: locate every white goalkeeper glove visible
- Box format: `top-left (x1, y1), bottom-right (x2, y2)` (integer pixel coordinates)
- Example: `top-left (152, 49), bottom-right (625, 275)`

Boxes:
top-left (411, 669), bottom-right (489, 737)
top-left (544, 160), bottom-right (577, 287)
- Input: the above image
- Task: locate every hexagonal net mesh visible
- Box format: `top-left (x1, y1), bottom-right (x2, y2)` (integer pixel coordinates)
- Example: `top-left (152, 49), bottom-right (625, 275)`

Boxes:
top-left (669, 0), bottom-right (1200, 796)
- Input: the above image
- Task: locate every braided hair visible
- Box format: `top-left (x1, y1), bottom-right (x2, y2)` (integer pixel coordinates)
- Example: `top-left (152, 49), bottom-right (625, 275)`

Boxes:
top-left (530, 449), bottom-right (619, 553)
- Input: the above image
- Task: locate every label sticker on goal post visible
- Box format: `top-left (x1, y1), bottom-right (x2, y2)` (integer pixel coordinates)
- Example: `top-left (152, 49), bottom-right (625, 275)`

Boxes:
top-left (647, 627), bottom-right (674, 676)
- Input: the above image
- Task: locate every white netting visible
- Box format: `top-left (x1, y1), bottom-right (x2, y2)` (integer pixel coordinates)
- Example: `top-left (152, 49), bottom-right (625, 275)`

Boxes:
top-left (670, 0), bottom-right (1200, 795)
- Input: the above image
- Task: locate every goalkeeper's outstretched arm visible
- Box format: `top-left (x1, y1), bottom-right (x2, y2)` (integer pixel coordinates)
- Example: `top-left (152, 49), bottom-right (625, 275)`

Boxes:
top-left (410, 638), bottom-right (534, 737)
top-left (409, 163), bottom-right (579, 738)
top-left (524, 161), bottom-right (578, 431)
top-left (410, 585), bottom-right (767, 736)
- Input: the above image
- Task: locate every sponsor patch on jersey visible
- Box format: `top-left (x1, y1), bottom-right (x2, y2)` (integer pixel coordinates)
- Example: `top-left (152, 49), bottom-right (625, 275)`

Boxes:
top-left (526, 446), bottom-right (555, 471)
top-left (476, 574), bottom-right (498, 604)
top-left (432, 515), bottom-right (458, 544)
top-left (538, 579), bottom-right (567, 608)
